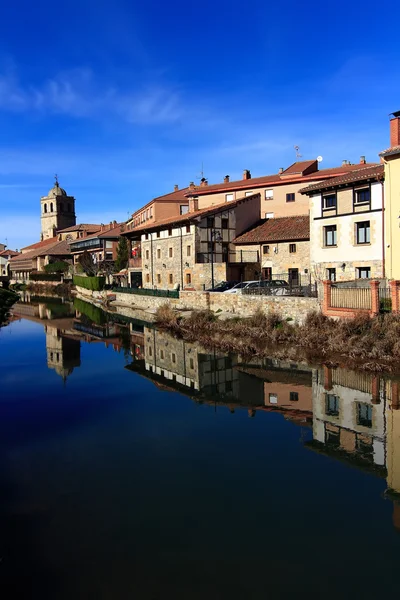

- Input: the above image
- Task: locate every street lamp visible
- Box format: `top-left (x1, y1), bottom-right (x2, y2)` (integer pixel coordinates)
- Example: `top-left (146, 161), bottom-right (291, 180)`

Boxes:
top-left (210, 229), bottom-right (223, 290)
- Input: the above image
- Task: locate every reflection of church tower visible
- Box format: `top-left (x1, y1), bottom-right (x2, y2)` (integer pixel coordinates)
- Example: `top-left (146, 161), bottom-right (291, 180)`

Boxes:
top-left (40, 177), bottom-right (76, 240)
top-left (45, 325), bottom-right (81, 383)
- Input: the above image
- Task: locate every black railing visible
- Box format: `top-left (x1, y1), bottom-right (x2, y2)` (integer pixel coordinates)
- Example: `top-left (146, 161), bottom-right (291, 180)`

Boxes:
top-left (243, 282), bottom-right (318, 298)
top-left (112, 287), bottom-right (179, 298)
top-left (196, 251), bottom-right (259, 264)
top-left (379, 287), bottom-right (392, 313)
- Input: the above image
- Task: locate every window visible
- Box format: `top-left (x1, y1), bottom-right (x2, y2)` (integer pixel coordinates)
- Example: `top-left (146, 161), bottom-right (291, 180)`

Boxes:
top-left (357, 403), bottom-right (372, 428)
top-left (180, 205), bottom-right (189, 215)
top-left (189, 358), bottom-right (194, 369)
top-left (146, 250), bottom-right (149, 259)
top-left (105, 252), bottom-right (113, 260)
top-left (50, 202), bottom-right (54, 212)
top-left (288, 268), bottom-right (299, 285)
top-left (157, 274), bottom-right (161, 284)
top-left (265, 189), bottom-right (273, 199)
top-left (44, 203), bottom-right (47, 213)
top-left (357, 266), bottom-right (371, 279)
top-left (186, 225), bottom-right (191, 234)
top-left (355, 187), bottom-right (370, 204)
top-left (157, 249), bottom-right (161, 259)
top-left (157, 231), bottom-right (160, 238)
top-left (289, 243), bottom-right (296, 253)
top-left (169, 273), bottom-right (173, 284)
top-left (269, 393), bottom-right (278, 404)
top-left (356, 221), bottom-right (370, 244)
top-left (324, 225), bottom-right (337, 246)
top-left (106, 240), bottom-right (113, 248)
top-left (221, 218), bottom-right (228, 230)
top-left (148, 346), bottom-right (152, 357)
top-left (168, 228), bottom-right (173, 236)
top-left (290, 392), bottom-right (299, 402)
top-left (326, 394), bottom-right (340, 416)
top-left (186, 273), bottom-right (192, 285)
top-left (326, 268), bottom-right (336, 281)
top-left (172, 353), bottom-right (176, 364)
top-left (245, 191), bottom-right (253, 197)
top-left (168, 247), bottom-right (173, 258)
top-left (263, 267), bottom-right (272, 280)
top-left (145, 233), bottom-right (149, 240)
top-left (265, 212), bottom-right (274, 219)
top-left (286, 193), bottom-right (295, 202)
top-left (146, 274), bottom-right (150, 283)
top-left (150, 207), bottom-right (153, 217)
top-left (225, 193), bottom-right (234, 202)
top-left (323, 193), bottom-right (337, 209)
top-left (187, 245), bottom-right (191, 257)
top-left (207, 217), bottom-right (215, 228)
top-left (263, 245), bottom-right (270, 255)
top-left (160, 349), bottom-right (164, 360)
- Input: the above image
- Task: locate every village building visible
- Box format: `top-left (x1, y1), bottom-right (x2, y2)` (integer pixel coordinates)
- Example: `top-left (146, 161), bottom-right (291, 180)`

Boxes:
top-left (232, 215), bottom-right (310, 285)
top-left (0, 247), bottom-right (20, 277)
top-left (380, 110), bottom-right (400, 280)
top-left (184, 159), bottom-right (377, 218)
top-left (57, 223), bottom-right (102, 241)
top-left (125, 186), bottom-right (190, 231)
top-left (9, 237), bottom-right (73, 282)
top-left (123, 193), bottom-right (262, 290)
top-left (300, 164), bottom-right (385, 282)
top-left (69, 221), bottom-right (122, 268)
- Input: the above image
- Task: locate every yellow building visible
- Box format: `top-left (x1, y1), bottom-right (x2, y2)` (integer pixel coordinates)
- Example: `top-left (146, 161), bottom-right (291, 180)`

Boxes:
top-left (380, 111), bottom-right (400, 280)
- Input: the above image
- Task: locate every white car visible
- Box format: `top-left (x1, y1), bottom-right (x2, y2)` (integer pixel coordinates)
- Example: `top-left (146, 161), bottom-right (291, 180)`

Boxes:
top-left (223, 280), bottom-right (260, 294)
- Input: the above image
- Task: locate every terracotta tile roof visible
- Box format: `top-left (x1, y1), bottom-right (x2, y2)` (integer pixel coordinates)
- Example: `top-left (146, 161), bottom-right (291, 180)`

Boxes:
top-left (184, 162), bottom-right (378, 196)
top-left (57, 223), bottom-right (102, 233)
top-left (38, 239), bottom-right (71, 256)
top-left (233, 215), bottom-right (310, 244)
top-left (379, 145), bottom-right (400, 157)
top-left (21, 236), bottom-right (57, 252)
top-left (70, 223), bottom-right (123, 246)
top-left (0, 249), bottom-right (19, 257)
top-left (280, 160), bottom-right (318, 176)
top-left (124, 193), bottom-right (261, 236)
top-left (10, 238), bottom-right (71, 263)
top-left (299, 164), bottom-right (384, 194)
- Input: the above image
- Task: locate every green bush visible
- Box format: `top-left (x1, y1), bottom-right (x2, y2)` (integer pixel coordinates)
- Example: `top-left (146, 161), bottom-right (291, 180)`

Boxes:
top-left (73, 275), bottom-right (106, 291)
top-left (44, 261), bottom-right (70, 273)
top-left (30, 272), bottom-right (62, 282)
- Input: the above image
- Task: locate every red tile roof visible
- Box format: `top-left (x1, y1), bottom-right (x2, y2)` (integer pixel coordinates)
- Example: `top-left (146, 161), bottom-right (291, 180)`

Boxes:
top-left (299, 164), bottom-right (384, 194)
top-left (70, 223), bottom-right (123, 246)
top-left (379, 145), bottom-right (400, 157)
top-left (280, 160), bottom-right (318, 176)
top-left (0, 249), bottom-right (19, 257)
top-left (21, 236), bottom-right (57, 252)
top-left (124, 193), bottom-right (261, 236)
top-left (57, 223), bottom-right (102, 233)
top-left (233, 215), bottom-right (309, 244)
top-left (10, 238), bottom-right (71, 263)
top-left (183, 162), bottom-right (378, 196)
top-left (130, 187), bottom-right (190, 218)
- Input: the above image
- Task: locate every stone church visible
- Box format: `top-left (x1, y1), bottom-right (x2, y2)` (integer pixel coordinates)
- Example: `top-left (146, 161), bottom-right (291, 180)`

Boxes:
top-left (40, 178), bottom-right (76, 240)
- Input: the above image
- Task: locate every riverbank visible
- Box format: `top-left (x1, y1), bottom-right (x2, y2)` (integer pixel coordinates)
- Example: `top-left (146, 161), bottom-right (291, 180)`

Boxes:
top-left (0, 288), bottom-right (19, 327)
top-left (155, 304), bottom-right (400, 373)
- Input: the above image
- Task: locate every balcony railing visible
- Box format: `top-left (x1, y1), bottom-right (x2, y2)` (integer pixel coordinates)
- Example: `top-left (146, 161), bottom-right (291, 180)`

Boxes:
top-left (196, 250), bottom-right (259, 264)
top-left (129, 257), bottom-right (142, 269)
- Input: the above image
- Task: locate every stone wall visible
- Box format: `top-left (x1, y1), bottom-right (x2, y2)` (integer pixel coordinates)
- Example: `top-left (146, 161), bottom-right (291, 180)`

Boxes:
top-left (178, 291), bottom-right (320, 324)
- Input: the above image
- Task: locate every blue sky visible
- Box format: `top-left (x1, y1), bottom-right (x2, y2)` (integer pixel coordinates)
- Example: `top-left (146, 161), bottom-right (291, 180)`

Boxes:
top-left (0, 0), bottom-right (399, 250)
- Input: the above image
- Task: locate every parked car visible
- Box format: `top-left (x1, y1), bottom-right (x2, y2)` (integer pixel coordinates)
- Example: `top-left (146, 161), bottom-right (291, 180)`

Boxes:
top-left (206, 280), bottom-right (240, 292)
top-left (223, 280), bottom-right (261, 294)
top-left (224, 279), bottom-right (290, 295)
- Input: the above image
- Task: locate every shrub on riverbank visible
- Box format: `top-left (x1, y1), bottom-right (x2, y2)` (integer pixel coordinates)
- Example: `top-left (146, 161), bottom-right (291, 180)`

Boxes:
top-left (0, 288), bottom-right (19, 327)
top-left (26, 282), bottom-right (72, 296)
top-left (73, 275), bottom-right (106, 291)
top-left (155, 305), bottom-right (400, 371)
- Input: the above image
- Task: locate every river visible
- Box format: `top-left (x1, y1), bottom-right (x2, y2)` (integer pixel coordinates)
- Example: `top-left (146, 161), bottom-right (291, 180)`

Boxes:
top-left (1, 294), bottom-right (400, 599)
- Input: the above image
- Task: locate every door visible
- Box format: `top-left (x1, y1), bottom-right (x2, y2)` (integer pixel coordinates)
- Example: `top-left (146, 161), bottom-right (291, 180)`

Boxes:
top-left (288, 268), bottom-right (299, 286)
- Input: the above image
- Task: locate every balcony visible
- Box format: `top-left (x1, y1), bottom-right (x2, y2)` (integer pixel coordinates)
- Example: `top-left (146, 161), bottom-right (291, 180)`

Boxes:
top-left (196, 250), bottom-right (259, 264)
top-left (129, 257), bottom-right (142, 269)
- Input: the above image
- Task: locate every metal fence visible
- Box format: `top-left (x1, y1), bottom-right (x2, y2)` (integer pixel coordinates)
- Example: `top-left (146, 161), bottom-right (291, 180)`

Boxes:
top-left (379, 287), bottom-right (392, 313)
top-left (112, 286), bottom-right (179, 298)
top-left (331, 286), bottom-right (371, 310)
top-left (196, 251), bottom-right (259, 264)
top-left (242, 282), bottom-right (318, 298)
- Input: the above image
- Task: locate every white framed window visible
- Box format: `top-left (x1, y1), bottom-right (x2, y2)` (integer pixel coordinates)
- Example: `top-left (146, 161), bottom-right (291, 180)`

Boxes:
top-left (225, 193), bottom-right (234, 202)
top-left (245, 191), bottom-right (254, 197)
top-left (265, 212), bottom-right (274, 219)
top-left (265, 189), bottom-right (273, 199)
top-left (269, 393), bottom-right (278, 404)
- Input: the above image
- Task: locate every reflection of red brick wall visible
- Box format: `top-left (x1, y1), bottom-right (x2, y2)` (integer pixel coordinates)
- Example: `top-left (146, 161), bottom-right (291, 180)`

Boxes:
top-left (263, 382), bottom-right (312, 411)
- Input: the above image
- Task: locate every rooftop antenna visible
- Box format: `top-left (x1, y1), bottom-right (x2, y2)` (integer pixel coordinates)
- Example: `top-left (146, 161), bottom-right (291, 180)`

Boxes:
top-left (294, 145), bottom-right (302, 159)
top-left (196, 162), bottom-right (205, 181)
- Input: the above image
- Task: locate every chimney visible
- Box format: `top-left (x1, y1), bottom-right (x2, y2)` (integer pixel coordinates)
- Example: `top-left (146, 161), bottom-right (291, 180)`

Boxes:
top-left (224, 175), bottom-right (230, 183)
top-left (360, 155), bottom-right (366, 164)
top-left (100, 224), bottom-right (105, 232)
top-left (113, 220), bottom-right (117, 227)
top-left (390, 111), bottom-right (400, 147)
top-left (189, 181), bottom-right (195, 190)
top-left (342, 160), bottom-right (348, 166)
top-left (174, 184), bottom-right (179, 191)
top-left (243, 169), bottom-right (251, 180)
top-left (278, 167), bottom-right (284, 174)
top-left (189, 197), bottom-right (198, 213)
top-left (200, 177), bottom-right (208, 187)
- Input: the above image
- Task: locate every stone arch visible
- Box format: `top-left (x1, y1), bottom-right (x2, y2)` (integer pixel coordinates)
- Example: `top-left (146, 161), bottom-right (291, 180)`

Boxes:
top-left (50, 202), bottom-right (54, 212)
top-left (44, 203), bottom-right (47, 213)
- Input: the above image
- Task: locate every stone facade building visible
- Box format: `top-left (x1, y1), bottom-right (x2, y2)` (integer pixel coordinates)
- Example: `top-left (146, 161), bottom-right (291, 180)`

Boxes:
top-left (300, 165), bottom-right (385, 282)
top-left (233, 215), bottom-right (310, 284)
top-left (124, 193), bottom-right (262, 290)
top-left (41, 179), bottom-right (76, 240)
top-left (125, 186), bottom-right (190, 231)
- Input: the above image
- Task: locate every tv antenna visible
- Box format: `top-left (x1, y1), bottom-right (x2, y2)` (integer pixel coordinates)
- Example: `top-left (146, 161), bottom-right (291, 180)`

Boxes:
top-left (317, 155), bottom-right (323, 163)
top-left (294, 146), bottom-right (302, 159)
top-left (196, 162), bottom-right (205, 181)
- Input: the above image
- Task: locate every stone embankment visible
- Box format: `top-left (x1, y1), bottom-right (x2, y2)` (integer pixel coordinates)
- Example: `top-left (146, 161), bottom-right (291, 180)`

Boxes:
top-left (74, 286), bottom-right (320, 325)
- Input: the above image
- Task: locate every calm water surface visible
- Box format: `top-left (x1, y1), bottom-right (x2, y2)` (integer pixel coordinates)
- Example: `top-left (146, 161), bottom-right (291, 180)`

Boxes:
top-left (1, 296), bottom-right (400, 599)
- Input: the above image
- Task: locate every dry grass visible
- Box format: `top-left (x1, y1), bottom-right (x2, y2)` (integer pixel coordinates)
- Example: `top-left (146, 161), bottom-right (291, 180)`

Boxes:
top-left (155, 303), bottom-right (400, 373)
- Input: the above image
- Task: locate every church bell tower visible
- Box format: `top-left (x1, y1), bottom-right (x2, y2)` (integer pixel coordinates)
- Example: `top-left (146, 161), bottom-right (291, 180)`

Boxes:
top-left (40, 176), bottom-right (76, 240)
